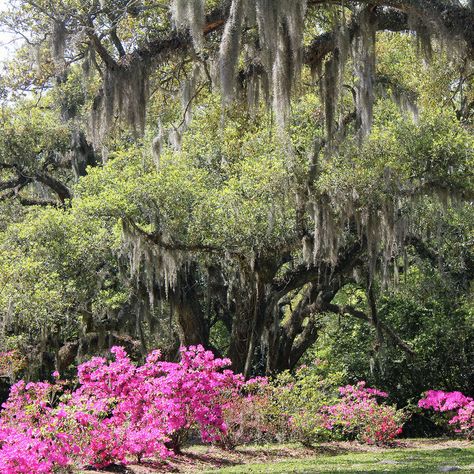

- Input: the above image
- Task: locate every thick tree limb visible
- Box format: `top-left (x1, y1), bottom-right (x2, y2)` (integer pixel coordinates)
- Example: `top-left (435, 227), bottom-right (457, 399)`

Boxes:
top-left (86, 21), bottom-right (118, 69)
top-left (272, 240), bottom-right (363, 300)
top-left (17, 196), bottom-right (61, 207)
top-left (131, 1), bottom-right (473, 73)
top-left (124, 218), bottom-right (243, 257)
top-left (139, 6), bottom-right (228, 63)
top-left (289, 317), bottom-right (321, 368)
top-left (0, 162), bottom-right (71, 205)
top-left (109, 28), bottom-right (126, 58)
top-left (0, 177), bottom-right (30, 201)
top-left (34, 172), bottom-right (71, 203)
top-left (282, 285), bottom-right (319, 341)
top-left (0, 178), bottom-right (24, 192)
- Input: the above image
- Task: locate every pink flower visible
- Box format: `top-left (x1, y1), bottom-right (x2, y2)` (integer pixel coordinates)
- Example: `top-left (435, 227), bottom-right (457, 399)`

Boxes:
top-left (419, 390), bottom-right (474, 439)
top-left (0, 345), bottom-right (243, 472)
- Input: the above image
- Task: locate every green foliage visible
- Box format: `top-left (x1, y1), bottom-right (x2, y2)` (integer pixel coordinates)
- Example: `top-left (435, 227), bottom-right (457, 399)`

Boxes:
top-left (0, 0), bottom-right (471, 398)
top-left (317, 108), bottom-right (474, 206)
top-left (76, 103), bottom-right (298, 254)
top-left (0, 206), bottom-right (125, 373)
top-left (272, 366), bottom-right (343, 446)
top-left (0, 103), bottom-right (70, 168)
top-left (308, 265), bottom-right (474, 423)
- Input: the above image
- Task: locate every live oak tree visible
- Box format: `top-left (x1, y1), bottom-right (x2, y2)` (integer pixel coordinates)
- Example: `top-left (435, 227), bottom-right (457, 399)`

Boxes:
top-left (0, 0), bottom-right (472, 377)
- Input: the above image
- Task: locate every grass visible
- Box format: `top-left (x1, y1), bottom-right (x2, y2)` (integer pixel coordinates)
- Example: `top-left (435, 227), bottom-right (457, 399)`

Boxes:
top-left (81, 439), bottom-right (474, 473)
top-left (204, 445), bottom-right (474, 473)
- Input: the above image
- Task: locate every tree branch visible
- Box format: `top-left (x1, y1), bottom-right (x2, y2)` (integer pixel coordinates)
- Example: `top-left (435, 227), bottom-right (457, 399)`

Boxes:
top-left (326, 303), bottom-right (415, 355)
top-left (86, 17), bottom-right (118, 69)
top-left (124, 218), bottom-right (242, 256)
top-left (17, 196), bottom-right (61, 207)
top-left (272, 240), bottom-right (363, 300)
top-left (34, 172), bottom-right (71, 203)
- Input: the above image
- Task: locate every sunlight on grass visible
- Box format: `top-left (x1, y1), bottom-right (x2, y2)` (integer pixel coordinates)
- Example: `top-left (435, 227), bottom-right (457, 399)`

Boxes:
top-left (205, 446), bottom-right (474, 473)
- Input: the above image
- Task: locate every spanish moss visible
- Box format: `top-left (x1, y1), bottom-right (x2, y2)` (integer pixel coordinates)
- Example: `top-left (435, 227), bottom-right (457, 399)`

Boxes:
top-left (171, 0), bottom-right (206, 52)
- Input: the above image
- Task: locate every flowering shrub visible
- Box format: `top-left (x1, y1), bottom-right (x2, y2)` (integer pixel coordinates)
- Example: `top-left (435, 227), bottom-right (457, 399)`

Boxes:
top-left (0, 426), bottom-right (69, 474)
top-left (418, 390), bottom-right (472, 412)
top-left (272, 366), bottom-right (341, 446)
top-left (0, 344), bottom-right (410, 473)
top-left (321, 382), bottom-right (406, 445)
top-left (0, 345), bottom-right (243, 472)
top-left (418, 390), bottom-right (474, 439)
top-left (449, 402), bottom-right (474, 439)
top-left (221, 367), bottom-right (406, 448)
top-left (219, 376), bottom-right (290, 448)
top-left (0, 380), bottom-right (79, 473)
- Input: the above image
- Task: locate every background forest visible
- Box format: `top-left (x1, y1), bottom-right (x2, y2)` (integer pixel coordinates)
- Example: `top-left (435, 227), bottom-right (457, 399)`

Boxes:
top-left (0, 0), bottom-right (472, 439)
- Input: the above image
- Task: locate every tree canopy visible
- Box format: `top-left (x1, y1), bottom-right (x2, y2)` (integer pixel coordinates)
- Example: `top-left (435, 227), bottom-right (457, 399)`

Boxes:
top-left (0, 0), bottom-right (472, 389)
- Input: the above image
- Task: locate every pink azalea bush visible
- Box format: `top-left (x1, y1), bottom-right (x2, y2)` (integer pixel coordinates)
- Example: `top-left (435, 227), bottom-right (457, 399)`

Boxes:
top-left (0, 345), bottom-right (243, 473)
top-left (271, 367), bottom-right (406, 447)
top-left (449, 402), bottom-right (474, 439)
top-left (271, 367), bottom-right (341, 446)
top-left (0, 426), bottom-right (69, 474)
top-left (321, 382), bottom-right (406, 445)
top-left (219, 376), bottom-right (290, 448)
top-left (0, 344), bottom-right (410, 473)
top-left (418, 390), bottom-right (474, 439)
top-left (222, 373), bottom-right (406, 448)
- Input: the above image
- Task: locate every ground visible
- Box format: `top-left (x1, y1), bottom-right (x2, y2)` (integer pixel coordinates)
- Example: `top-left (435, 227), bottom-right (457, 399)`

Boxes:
top-left (80, 439), bottom-right (474, 473)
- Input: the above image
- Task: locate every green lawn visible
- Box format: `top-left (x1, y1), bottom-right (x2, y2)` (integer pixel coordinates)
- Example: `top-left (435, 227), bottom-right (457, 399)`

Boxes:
top-left (83, 440), bottom-right (474, 473)
top-left (205, 446), bottom-right (474, 473)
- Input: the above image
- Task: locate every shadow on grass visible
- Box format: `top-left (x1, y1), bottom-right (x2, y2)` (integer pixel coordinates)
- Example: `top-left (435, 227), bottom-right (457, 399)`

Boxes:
top-left (83, 465), bottom-right (134, 473)
top-left (80, 443), bottom-right (474, 473)
top-left (174, 451), bottom-right (240, 467)
top-left (300, 444), bottom-right (354, 457)
top-left (133, 451), bottom-right (242, 473)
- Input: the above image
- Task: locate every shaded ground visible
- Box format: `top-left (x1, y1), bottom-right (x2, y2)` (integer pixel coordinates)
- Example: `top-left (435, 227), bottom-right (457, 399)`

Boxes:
top-left (79, 439), bottom-right (474, 473)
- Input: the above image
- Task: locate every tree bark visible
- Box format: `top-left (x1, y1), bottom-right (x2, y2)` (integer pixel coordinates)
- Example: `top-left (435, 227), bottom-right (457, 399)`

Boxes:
top-left (170, 265), bottom-right (209, 347)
